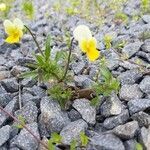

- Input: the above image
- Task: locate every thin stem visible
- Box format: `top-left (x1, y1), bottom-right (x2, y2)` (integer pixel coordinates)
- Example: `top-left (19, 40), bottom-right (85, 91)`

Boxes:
top-left (60, 38), bottom-right (74, 82)
top-left (18, 81), bottom-right (22, 109)
top-left (0, 106), bottom-right (49, 150)
top-left (24, 25), bottom-right (44, 56)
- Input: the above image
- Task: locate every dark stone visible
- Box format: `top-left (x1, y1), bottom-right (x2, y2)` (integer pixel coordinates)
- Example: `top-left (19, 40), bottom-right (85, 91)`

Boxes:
top-left (60, 119), bottom-right (88, 145)
top-left (103, 109), bottom-right (129, 129)
top-left (128, 98), bottom-right (150, 115)
top-left (118, 69), bottom-right (143, 85)
top-left (88, 133), bottom-right (125, 150)
top-left (113, 121), bottom-right (139, 140)
top-left (1, 78), bottom-right (18, 93)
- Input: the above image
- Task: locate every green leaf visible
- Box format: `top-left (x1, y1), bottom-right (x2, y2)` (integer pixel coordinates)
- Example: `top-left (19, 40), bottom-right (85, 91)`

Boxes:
top-left (136, 142), bottom-right (143, 150)
top-left (48, 140), bottom-right (55, 150)
top-left (80, 131), bottom-right (89, 147)
top-left (110, 78), bottom-right (120, 91)
top-left (45, 35), bottom-right (51, 61)
top-left (100, 66), bottom-right (111, 81)
top-left (90, 97), bottom-right (100, 106)
top-left (19, 70), bottom-right (38, 79)
top-left (50, 132), bottom-right (62, 144)
top-left (25, 63), bottom-right (38, 69)
top-left (35, 54), bottom-right (45, 66)
top-left (70, 139), bottom-right (77, 150)
top-left (15, 115), bottom-right (26, 129)
top-left (22, 0), bottom-right (34, 19)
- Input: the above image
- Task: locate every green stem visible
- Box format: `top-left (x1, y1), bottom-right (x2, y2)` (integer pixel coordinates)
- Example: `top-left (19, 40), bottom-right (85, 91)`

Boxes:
top-left (24, 25), bottom-right (44, 56)
top-left (59, 38), bottom-right (74, 82)
top-left (0, 106), bottom-right (49, 150)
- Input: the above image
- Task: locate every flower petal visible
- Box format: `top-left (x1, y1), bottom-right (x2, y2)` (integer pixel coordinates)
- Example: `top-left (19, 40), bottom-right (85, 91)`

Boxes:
top-left (86, 49), bottom-right (100, 61)
top-left (73, 25), bottom-right (92, 42)
top-left (13, 18), bottom-right (24, 30)
top-left (88, 37), bottom-right (97, 49)
top-left (3, 20), bottom-right (15, 35)
top-left (79, 39), bottom-right (88, 52)
top-left (79, 37), bottom-right (97, 53)
top-left (18, 30), bottom-right (23, 38)
top-left (0, 3), bottom-right (6, 11)
top-left (5, 35), bottom-right (20, 44)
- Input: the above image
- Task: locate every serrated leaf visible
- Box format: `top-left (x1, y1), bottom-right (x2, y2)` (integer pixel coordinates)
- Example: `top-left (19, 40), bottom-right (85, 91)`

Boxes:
top-left (80, 131), bottom-right (89, 147)
top-left (50, 132), bottom-right (62, 144)
top-left (70, 139), bottom-right (77, 150)
top-left (45, 35), bottom-right (51, 61)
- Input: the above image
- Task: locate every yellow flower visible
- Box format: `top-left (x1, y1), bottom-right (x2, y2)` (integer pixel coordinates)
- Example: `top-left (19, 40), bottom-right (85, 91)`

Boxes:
top-left (3, 18), bottom-right (24, 44)
top-left (0, 3), bottom-right (6, 11)
top-left (73, 25), bottom-right (100, 61)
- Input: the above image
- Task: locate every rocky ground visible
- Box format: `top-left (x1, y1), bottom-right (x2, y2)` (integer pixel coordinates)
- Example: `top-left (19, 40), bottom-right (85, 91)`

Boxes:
top-left (0, 0), bottom-right (150, 150)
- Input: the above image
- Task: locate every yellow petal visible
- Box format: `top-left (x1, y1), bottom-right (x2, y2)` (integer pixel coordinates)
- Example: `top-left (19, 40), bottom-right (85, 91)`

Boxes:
top-left (18, 30), bottom-right (23, 38)
top-left (0, 3), bottom-right (6, 11)
top-left (88, 37), bottom-right (97, 50)
top-left (13, 18), bottom-right (24, 30)
top-left (5, 36), bottom-right (20, 44)
top-left (86, 49), bottom-right (100, 61)
top-left (79, 37), bottom-right (97, 53)
top-left (3, 20), bottom-right (15, 35)
top-left (79, 39), bottom-right (88, 52)
top-left (73, 25), bottom-right (92, 42)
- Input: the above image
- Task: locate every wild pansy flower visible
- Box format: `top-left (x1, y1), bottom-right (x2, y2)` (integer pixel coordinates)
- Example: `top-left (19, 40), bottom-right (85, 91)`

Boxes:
top-left (0, 3), bottom-right (6, 11)
top-left (73, 25), bottom-right (100, 61)
top-left (3, 18), bottom-right (24, 44)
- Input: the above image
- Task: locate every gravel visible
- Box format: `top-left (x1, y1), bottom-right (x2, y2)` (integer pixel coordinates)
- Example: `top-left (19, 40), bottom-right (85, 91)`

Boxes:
top-left (128, 98), bottom-right (150, 115)
top-left (12, 123), bottom-right (40, 150)
top-left (100, 93), bottom-right (123, 117)
top-left (72, 98), bottom-right (96, 124)
top-left (89, 133), bottom-right (125, 150)
top-left (0, 0), bottom-right (150, 149)
top-left (103, 109), bottom-right (129, 129)
top-left (60, 119), bottom-right (88, 145)
top-left (139, 76), bottom-right (150, 94)
top-left (0, 125), bottom-right (11, 146)
top-left (40, 96), bottom-right (70, 133)
top-left (113, 121), bottom-right (139, 140)
top-left (119, 84), bottom-right (143, 101)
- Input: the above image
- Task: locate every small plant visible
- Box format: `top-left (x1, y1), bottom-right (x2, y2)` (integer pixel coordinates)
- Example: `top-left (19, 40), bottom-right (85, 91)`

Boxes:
top-left (70, 139), bottom-right (77, 150)
top-left (48, 84), bottom-right (72, 109)
top-left (141, 0), bottom-right (150, 13)
top-left (21, 35), bottom-right (65, 82)
top-left (104, 34), bottom-right (113, 50)
top-left (22, 0), bottom-right (34, 19)
top-left (114, 12), bottom-right (128, 24)
top-left (48, 133), bottom-right (62, 150)
top-left (14, 115), bottom-right (26, 129)
top-left (91, 58), bottom-right (120, 106)
top-left (70, 131), bottom-right (89, 150)
top-left (113, 40), bottom-right (126, 51)
top-left (80, 131), bottom-right (89, 147)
